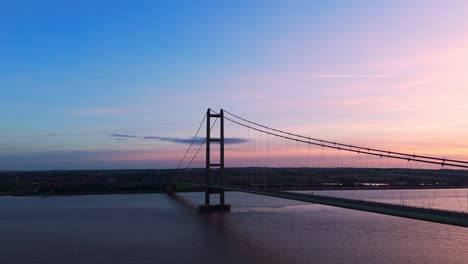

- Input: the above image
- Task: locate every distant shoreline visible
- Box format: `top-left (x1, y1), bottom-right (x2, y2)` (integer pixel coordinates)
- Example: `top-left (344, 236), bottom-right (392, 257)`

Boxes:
top-left (2, 168), bottom-right (467, 197)
top-left (1, 185), bottom-right (467, 197)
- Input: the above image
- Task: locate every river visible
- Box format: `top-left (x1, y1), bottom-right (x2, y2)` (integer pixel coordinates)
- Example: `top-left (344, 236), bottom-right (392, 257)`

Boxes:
top-left (0, 190), bottom-right (467, 263)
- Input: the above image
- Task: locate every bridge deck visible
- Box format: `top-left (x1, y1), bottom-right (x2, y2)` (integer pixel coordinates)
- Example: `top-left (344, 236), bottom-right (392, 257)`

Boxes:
top-left (227, 187), bottom-right (468, 228)
top-left (170, 183), bottom-right (468, 228)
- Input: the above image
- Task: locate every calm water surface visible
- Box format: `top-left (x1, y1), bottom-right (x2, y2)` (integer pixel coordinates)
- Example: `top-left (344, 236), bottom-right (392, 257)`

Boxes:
top-left (0, 191), bottom-right (467, 264)
top-left (296, 188), bottom-right (468, 212)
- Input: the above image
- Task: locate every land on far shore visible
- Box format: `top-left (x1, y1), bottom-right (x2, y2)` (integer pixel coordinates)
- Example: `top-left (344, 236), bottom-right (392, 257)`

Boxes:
top-left (1, 168), bottom-right (468, 196)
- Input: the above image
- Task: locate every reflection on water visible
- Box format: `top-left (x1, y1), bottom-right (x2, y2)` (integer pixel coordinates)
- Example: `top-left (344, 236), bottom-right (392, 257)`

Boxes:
top-left (295, 188), bottom-right (468, 213)
top-left (0, 192), bottom-right (467, 264)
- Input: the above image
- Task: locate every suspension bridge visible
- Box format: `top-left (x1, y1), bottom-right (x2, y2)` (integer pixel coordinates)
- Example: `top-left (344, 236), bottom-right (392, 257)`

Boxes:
top-left (171, 108), bottom-right (468, 228)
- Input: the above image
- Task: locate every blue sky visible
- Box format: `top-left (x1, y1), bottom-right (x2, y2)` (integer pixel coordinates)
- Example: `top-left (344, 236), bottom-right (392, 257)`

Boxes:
top-left (1, 1), bottom-right (468, 169)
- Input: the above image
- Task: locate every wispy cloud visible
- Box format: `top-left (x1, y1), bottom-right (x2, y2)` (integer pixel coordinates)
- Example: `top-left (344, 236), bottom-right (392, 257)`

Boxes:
top-left (110, 133), bottom-right (138, 138)
top-left (109, 134), bottom-right (248, 145)
top-left (308, 74), bottom-right (397, 79)
top-left (143, 136), bottom-right (204, 144)
top-left (143, 136), bottom-right (248, 145)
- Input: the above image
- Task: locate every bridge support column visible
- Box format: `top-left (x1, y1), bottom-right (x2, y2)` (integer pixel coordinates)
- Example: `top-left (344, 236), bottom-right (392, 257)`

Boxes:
top-left (198, 108), bottom-right (230, 212)
top-left (198, 187), bottom-right (230, 212)
top-left (165, 183), bottom-right (176, 194)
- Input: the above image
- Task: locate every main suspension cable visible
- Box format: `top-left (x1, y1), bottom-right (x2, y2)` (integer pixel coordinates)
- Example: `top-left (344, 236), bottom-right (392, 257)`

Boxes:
top-left (223, 114), bottom-right (468, 169)
top-left (223, 109), bottom-right (468, 166)
top-left (175, 113), bottom-right (207, 170)
top-left (181, 117), bottom-right (219, 172)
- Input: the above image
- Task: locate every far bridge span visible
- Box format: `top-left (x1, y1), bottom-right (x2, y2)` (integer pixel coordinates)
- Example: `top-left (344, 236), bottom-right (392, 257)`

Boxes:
top-left (171, 108), bottom-right (468, 228)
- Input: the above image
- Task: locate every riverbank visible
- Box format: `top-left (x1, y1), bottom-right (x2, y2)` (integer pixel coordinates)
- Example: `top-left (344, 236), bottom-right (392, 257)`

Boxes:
top-left (2, 168), bottom-right (468, 197)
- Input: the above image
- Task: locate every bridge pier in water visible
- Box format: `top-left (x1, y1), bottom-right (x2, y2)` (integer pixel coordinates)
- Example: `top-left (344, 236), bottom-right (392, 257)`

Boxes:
top-left (198, 108), bottom-right (231, 212)
top-left (199, 187), bottom-right (230, 212)
top-left (165, 183), bottom-right (176, 194)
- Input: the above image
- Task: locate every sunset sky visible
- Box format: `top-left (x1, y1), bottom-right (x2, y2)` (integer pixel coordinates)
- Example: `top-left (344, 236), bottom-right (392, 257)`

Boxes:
top-left (1, 1), bottom-right (468, 170)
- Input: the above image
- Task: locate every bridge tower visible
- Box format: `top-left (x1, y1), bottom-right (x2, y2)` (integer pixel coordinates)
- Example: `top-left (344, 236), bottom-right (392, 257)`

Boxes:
top-left (198, 108), bottom-right (231, 212)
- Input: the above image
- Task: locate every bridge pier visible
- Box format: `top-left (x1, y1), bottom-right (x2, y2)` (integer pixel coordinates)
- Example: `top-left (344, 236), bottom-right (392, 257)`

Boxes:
top-left (165, 183), bottom-right (176, 194)
top-left (198, 187), bottom-right (230, 212)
